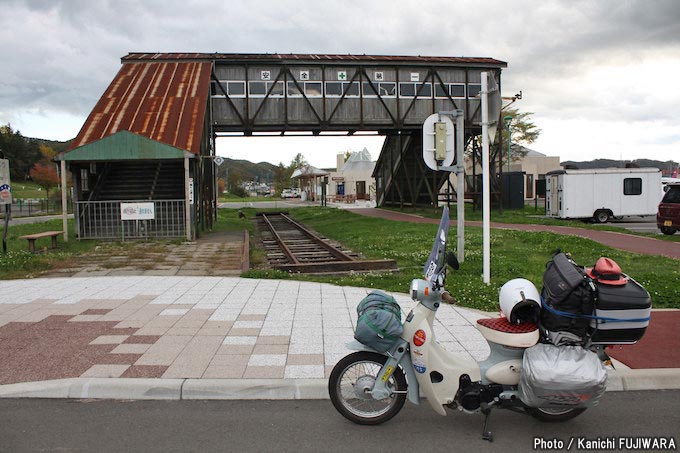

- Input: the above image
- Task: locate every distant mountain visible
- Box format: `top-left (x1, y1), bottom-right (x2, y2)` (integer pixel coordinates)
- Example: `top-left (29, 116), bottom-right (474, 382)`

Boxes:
top-left (216, 158), bottom-right (279, 182)
top-left (561, 158), bottom-right (678, 173)
top-left (28, 136), bottom-right (73, 153)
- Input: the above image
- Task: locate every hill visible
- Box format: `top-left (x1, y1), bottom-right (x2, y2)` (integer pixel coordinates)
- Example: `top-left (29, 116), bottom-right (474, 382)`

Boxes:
top-left (30, 137), bottom-right (73, 153)
top-left (216, 158), bottom-right (279, 182)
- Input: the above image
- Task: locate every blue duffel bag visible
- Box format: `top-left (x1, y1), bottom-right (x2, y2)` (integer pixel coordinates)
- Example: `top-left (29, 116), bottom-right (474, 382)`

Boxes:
top-left (354, 291), bottom-right (403, 352)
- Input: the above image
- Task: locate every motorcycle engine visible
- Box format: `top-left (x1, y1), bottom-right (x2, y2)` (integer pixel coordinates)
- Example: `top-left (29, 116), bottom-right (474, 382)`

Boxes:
top-left (457, 374), bottom-right (503, 412)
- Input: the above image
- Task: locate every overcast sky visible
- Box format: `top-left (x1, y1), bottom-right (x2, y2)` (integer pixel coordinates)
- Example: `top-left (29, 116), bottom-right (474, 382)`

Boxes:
top-left (1, 0), bottom-right (679, 168)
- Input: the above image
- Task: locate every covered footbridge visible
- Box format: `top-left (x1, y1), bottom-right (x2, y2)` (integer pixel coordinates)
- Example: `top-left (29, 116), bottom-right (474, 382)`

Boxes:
top-left (60, 52), bottom-right (506, 240)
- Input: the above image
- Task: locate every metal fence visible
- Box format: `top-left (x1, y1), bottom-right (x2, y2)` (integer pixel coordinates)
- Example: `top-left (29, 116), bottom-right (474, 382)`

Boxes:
top-left (75, 200), bottom-right (186, 240)
top-left (0, 199), bottom-right (73, 218)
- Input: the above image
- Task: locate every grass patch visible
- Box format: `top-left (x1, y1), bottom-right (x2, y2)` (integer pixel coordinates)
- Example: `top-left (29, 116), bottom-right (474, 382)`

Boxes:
top-left (0, 219), bottom-right (98, 279)
top-left (7, 181), bottom-right (48, 200)
top-left (388, 205), bottom-right (680, 242)
top-left (234, 207), bottom-right (679, 311)
top-left (4, 208), bottom-right (676, 313)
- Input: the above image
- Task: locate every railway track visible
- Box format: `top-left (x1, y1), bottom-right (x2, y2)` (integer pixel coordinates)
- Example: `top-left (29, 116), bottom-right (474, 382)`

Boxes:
top-left (256, 212), bottom-right (398, 274)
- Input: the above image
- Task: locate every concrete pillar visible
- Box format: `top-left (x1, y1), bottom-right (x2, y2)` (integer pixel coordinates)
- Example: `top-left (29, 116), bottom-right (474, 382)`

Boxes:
top-left (184, 156), bottom-right (192, 241)
top-left (60, 160), bottom-right (68, 242)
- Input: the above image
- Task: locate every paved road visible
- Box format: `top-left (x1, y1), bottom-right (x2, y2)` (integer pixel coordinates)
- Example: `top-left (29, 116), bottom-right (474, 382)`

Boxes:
top-left (1, 391), bottom-right (678, 452)
top-left (608, 216), bottom-right (662, 235)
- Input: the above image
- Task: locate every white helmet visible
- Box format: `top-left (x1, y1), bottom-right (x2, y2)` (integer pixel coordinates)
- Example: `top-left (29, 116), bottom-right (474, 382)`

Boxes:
top-left (499, 278), bottom-right (541, 324)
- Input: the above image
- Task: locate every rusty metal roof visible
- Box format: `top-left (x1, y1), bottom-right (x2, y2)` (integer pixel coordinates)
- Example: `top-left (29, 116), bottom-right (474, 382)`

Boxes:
top-left (122, 52), bottom-right (507, 67)
top-left (68, 60), bottom-right (212, 155)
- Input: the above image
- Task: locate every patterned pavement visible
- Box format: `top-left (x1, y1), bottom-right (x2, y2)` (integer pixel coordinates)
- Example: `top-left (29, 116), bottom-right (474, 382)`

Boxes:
top-left (0, 277), bottom-right (491, 386)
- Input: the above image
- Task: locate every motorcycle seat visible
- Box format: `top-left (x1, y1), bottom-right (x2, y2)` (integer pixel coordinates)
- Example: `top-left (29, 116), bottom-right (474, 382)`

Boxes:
top-left (476, 317), bottom-right (539, 348)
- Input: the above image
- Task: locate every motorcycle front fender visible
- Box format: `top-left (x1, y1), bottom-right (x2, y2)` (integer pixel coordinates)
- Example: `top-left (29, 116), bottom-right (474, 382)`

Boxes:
top-left (345, 340), bottom-right (420, 405)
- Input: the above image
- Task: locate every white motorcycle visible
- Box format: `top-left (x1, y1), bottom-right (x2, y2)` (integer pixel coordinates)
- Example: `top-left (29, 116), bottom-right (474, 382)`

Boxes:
top-left (328, 206), bottom-right (607, 441)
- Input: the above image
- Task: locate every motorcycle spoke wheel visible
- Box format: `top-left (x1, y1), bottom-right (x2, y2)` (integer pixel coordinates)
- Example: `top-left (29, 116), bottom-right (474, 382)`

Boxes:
top-left (328, 351), bottom-right (407, 425)
top-left (526, 406), bottom-right (587, 422)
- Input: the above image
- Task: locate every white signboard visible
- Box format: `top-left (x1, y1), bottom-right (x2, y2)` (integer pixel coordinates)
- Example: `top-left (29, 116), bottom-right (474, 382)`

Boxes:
top-left (0, 159), bottom-right (11, 205)
top-left (337, 71), bottom-right (347, 81)
top-left (410, 72), bottom-right (420, 82)
top-left (422, 114), bottom-right (454, 170)
top-left (189, 177), bottom-right (194, 205)
top-left (299, 70), bottom-right (310, 81)
top-left (120, 202), bottom-right (155, 220)
top-left (374, 72), bottom-right (384, 81)
top-left (261, 71), bottom-right (271, 81)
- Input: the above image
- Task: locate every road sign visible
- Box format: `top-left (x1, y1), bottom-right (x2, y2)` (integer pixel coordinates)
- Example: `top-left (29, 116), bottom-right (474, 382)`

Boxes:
top-left (487, 74), bottom-right (502, 144)
top-left (214, 156), bottom-right (224, 166)
top-left (422, 114), bottom-right (454, 170)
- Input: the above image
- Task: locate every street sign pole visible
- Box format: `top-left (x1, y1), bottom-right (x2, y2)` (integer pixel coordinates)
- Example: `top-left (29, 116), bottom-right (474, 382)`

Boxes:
top-left (422, 110), bottom-right (465, 263)
top-left (455, 112), bottom-right (465, 263)
top-left (1, 158), bottom-right (12, 253)
top-left (481, 72), bottom-right (491, 284)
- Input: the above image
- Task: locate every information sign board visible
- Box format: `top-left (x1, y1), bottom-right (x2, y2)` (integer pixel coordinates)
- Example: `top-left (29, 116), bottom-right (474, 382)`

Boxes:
top-left (0, 159), bottom-right (11, 205)
top-left (120, 202), bottom-right (155, 220)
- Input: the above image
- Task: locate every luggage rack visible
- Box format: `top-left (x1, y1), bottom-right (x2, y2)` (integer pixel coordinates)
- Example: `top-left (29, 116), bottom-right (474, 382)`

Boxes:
top-left (256, 212), bottom-right (398, 274)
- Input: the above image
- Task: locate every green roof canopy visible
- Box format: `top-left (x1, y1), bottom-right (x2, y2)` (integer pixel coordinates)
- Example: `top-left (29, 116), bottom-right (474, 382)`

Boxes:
top-left (59, 131), bottom-right (193, 162)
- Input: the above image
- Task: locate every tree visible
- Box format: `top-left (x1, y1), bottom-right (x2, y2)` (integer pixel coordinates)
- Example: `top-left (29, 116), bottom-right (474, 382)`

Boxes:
top-left (226, 168), bottom-right (244, 194)
top-left (502, 108), bottom-right (541, 147)
top-left (289, 153), bottom-right (308, 171)
top-left (273, 162), bottom-right (293, 194)
top-left (0, 123), bottom-right (41, 180)
top-left (468, 108), bottom-right (541, 175)
top-left (29, 163), bottom-right (59, 200)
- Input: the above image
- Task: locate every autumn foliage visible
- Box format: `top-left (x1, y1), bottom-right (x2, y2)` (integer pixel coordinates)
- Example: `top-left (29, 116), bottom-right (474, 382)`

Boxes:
top-left (29, 163), bottom-right (59, 199)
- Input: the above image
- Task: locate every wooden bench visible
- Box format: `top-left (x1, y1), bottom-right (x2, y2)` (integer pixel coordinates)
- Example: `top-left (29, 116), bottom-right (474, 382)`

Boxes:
top-left (18, 231), bottom-right (64, 253)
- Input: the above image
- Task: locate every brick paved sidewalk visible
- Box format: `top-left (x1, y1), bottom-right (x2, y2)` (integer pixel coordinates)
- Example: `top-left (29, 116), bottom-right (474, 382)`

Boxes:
top-left (0, 277), bottom-right (490, 386)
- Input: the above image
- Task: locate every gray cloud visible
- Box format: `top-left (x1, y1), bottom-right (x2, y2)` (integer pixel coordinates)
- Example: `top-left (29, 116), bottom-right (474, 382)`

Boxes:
top-left (1, 0), bottom-right (679, 160)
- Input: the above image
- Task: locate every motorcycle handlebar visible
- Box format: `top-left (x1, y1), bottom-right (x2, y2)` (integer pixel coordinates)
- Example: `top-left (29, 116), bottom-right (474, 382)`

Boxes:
top-left (441, 291), bottom-right (456, 305)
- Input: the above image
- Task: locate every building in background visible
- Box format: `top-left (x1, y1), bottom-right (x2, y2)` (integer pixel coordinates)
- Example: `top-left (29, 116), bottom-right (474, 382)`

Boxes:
top-left (508, 145), bottom-right (562, 201)
top-left (328, 148), bottom-right (376, 202)
top-left (445, 145), bottom-right (562, 206)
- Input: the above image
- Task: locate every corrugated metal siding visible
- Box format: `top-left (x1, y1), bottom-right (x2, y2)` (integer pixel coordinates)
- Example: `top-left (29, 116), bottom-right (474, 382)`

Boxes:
top-left (68, 61), bottom-right (212, 155)
top-left (122, 52), bottom-right (507, 67)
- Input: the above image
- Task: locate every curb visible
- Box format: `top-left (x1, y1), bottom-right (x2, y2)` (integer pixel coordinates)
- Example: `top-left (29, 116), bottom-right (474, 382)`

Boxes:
top-left (0, 378), bottom-right (328, 400)
top-left (1, 369), bottom-right (679, 401)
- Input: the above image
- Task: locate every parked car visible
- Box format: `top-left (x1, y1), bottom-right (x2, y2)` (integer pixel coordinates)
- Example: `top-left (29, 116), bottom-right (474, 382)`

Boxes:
top-left (657, 183), bottom-right (680, 235)
top-left (280, 189), bottom-right (295, 199)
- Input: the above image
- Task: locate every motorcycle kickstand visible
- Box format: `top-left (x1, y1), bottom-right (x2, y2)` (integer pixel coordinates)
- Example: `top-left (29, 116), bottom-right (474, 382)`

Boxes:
top-left (481, 408), bottom-right (493, 442)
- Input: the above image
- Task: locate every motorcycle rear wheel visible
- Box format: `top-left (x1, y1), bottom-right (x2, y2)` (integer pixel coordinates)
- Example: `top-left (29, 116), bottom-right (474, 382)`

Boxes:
top-left (328, 351), bottom-right (407, 425)
top-left (526, 406), bottom-right (587, 422)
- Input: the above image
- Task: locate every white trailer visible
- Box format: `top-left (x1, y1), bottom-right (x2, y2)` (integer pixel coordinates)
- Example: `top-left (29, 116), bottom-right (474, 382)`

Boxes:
top-left (545, 168), bottom-right (662, 223)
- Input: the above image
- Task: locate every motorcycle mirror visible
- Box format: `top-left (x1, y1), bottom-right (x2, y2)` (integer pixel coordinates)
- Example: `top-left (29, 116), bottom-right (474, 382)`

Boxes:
top-left (446, 251), bottom-right (459, 270)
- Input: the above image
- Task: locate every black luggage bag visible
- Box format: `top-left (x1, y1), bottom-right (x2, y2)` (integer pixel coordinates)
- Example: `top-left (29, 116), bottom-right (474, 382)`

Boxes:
top-left (540, 252), bottom-right (594, 345)
top-left (590, 276), bottom-right (651, 344)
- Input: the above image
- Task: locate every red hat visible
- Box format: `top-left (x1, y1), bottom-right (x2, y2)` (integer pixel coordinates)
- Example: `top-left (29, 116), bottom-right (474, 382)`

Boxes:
top-left (586, 257), bottom-right (628, 285)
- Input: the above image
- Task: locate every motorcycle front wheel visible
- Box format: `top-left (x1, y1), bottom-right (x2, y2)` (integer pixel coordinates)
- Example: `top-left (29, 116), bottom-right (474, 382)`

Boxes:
top-left (328, 351), bottom-right (407, 425)
top-left (525, 406), bottom-right (587, 422)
